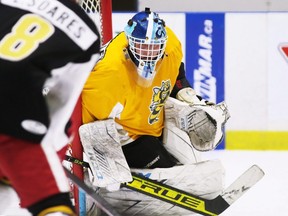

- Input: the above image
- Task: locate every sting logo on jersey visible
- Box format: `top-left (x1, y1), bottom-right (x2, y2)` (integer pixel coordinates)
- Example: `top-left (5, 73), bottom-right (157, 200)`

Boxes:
top-left (279, 43), bottom-right (288, 63)
top-left (148, 80), bottom-right (171, 124)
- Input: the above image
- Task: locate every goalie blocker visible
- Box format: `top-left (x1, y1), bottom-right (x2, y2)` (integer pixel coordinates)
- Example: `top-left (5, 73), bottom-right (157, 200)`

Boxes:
top-left (79, 119), bottom-right (132, 189)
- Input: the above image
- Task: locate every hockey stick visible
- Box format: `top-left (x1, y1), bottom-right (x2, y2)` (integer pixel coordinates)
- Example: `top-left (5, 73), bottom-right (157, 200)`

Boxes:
top-left (65, 155), bottom-right (264, 216)
top-left (123, 165), bottom-right (264, 216)
top-left (63, 166), bottom-right (121, 216)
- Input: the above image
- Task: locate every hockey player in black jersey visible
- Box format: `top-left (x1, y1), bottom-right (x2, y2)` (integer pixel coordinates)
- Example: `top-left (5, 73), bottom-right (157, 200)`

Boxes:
top-left (0, 0), bottom-right (100, 215)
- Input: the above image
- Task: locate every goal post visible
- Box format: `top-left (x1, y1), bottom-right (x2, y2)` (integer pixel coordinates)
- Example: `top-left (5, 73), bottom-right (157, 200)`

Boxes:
top-left (71, 0), bottom-right (112, 215)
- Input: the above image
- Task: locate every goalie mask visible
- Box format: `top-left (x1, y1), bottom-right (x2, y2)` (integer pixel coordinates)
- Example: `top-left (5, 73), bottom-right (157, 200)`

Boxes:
top-left (124, 8), bottom-right (167, 87)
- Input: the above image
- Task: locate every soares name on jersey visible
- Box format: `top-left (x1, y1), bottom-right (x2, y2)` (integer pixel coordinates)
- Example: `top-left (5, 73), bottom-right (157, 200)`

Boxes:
top-left (2, 0), bottom-right (97, 49)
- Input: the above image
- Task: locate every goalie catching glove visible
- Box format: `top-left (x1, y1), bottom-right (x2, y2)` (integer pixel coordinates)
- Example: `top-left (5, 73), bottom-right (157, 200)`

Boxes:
top-left (165, 88), bottom-right (230, 151)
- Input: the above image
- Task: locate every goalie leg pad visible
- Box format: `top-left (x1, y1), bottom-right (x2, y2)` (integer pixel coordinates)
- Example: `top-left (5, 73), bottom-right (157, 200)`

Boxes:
top-left (132, 159), bottom-right (225, 199)
top-left (100, 159), bottom-right (224, 215)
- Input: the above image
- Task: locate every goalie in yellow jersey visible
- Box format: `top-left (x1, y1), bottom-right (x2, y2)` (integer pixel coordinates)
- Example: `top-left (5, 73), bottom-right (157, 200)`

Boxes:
top-left (80, 8), bottom-right (230, 215)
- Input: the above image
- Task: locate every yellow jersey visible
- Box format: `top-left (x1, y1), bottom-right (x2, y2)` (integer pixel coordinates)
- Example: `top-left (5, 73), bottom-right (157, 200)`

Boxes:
top-left (82, 27), bottom-right (183, 140)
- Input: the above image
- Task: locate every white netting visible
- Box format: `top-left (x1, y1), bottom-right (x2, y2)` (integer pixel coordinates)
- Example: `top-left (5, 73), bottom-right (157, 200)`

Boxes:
top-left (79, 0), bottom-right (101, 12)
top-left (79, 0), bottom-right (103, 43)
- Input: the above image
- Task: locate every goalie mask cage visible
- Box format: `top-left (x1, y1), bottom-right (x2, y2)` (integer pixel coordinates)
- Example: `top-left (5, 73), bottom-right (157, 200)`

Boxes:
top-left (71, 0), bottom-right (112, 215)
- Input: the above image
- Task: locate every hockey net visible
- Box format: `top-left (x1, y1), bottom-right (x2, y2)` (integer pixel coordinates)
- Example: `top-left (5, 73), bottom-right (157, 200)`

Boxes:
top-left (78, 0), bottom-right (112, 45)
top-left (70, 0), bottom-right (112, 214)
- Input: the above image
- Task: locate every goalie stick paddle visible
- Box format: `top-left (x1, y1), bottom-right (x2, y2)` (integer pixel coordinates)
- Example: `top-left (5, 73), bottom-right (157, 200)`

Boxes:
top-left (63, 167), bottom-right (121, 216)
top-left (65, 155), bottom-right (264, 216)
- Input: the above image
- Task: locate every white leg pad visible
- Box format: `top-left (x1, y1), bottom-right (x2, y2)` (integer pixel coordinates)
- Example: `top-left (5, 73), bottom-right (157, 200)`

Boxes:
top-left (132, 159), bottom-right (225, 199)
top-left (100, 159), bottom-right (225, 215)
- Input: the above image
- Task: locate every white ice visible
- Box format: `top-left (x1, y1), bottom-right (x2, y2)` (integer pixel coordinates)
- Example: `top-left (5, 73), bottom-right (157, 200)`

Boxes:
top-left (0, 150), bottom-right (287, 216)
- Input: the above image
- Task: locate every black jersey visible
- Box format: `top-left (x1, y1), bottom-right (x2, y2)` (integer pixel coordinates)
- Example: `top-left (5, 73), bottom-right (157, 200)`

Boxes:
top-left (0, 0), bottom-right (101, 146)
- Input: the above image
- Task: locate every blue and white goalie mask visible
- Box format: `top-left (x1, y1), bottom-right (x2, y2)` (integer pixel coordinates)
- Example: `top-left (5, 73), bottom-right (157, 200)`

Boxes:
top-left (124, 8), bottom-right (167, 87)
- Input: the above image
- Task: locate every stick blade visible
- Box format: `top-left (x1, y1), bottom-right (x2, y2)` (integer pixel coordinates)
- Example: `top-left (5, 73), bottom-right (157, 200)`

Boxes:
top-left (221, 165), bottom-right (265, 206)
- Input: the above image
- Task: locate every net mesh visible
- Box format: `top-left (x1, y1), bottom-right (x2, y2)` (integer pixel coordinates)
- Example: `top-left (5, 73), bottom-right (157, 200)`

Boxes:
top-left (78, 0), bottom-right (106, 45)
top-left (79, 0), bottom-right (100, 12)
